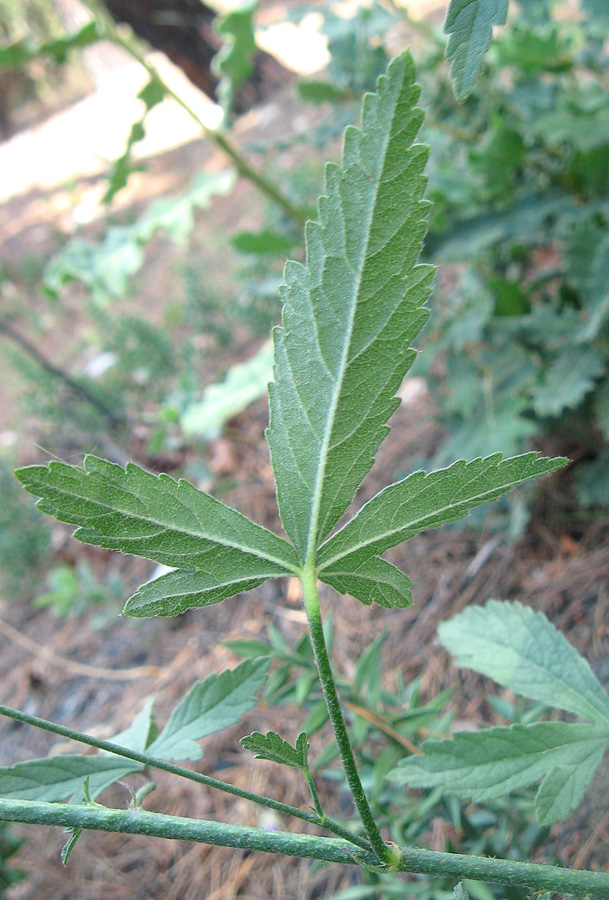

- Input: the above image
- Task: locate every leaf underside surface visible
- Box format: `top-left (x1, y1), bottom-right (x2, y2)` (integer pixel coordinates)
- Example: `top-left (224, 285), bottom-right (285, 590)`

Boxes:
top-left (444, 0), bottom-right (509, 99)
top-left (317, 453), bottom-right (565, 607)
top-left (266, 51), bottom-right (433, 565)
top-left (15, 456), bottom-right (297, 616)
top-left (0, 756), bottom-right (141, 804)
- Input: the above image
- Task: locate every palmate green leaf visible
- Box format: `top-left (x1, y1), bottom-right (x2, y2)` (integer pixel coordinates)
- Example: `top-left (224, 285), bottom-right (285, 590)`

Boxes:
top-left (437, 601), bottom-right (609, 726)
top-left (15, 456), bottom-right (298, 617)
top-left (241, 731), bottom-right (309, 769)
top-left (317, 454), bottom-right (565, 608)
top-left (390, 721), bottom-right (609, 823)
top-left (267, 51), bottom-right (433, 564)
top-left (531, 347), bottom-right (605, 418)
top-left (148, 658), bottom-right (269, 761)
top-left (444, 0), bottom-right (509, 100)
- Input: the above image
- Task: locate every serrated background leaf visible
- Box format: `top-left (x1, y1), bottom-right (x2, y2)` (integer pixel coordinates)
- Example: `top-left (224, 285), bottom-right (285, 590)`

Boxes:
top-left (535, 750), bottom-right (606, 824)
top-left (531, 347), bottom-right (605, 417)
top-left (437, 600), bottom-right (609, 726)
top-left (593, 378), bottom-right (609, 441)
top-left (148, 658), bottom-right (268, 760)
top-left (444, 0), bottom-right (509, 99)
top-left (44, 171), bottom-right (236, 305)
top-left (240, 730), bottom-right (309, 768)
top-left (0, 21), bottom-right (100, 70)
top-left (16, 456), bottom-right (297, 617)
top-left (576, 452), bottom-right (609, 508)
top-left (390, 721), bottom-right (609, 805)
top-left (317, 453), bottom-right (565, 574)
top-left (267, 51), bottom-right (433, 563)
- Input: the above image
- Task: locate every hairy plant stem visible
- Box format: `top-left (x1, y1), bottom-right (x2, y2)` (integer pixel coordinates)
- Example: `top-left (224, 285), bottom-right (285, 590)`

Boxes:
top-left (3, 799), bottom-right (609, 898)
top-left (301, 566), bottom-right (389, 864)
top-left (0, 703), bottom-right (369, 851)
top-left (82, 0), bottom-right (306, 228)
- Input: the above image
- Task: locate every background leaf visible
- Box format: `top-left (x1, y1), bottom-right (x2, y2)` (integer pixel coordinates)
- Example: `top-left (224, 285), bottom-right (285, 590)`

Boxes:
top-left (437, 600), bottom-right (609, 726)
top-left (444, 0), bottom-right (509, 99)
top-left (148, 658), bottom-right (269, 760)
top-left (213, 0), bottom-right (258, 115)
top-left (267, 51), bottom-right (433, 562)
top-left (390, 722), bottom-right (609, 815)
top-left (535, 751), bottom-right (606, 825)
top-left (181, 341), bottom-right (274, 440)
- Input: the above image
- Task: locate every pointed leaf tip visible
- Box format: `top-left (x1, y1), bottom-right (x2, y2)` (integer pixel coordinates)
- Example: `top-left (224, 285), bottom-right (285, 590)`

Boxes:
top-left (267, 51), bottom-right (433, 562)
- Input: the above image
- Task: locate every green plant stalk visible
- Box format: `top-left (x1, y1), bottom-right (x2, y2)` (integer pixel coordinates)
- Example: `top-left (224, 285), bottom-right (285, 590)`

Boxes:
top-left (302, 768), bottom-right (324, 821)
top-left (0, 703), bottom-right (368, 851)
top-left (82, 0), bottom-right (306, 228)
top-left (301, 566), bottom-right (389, 863)
top-left (3, 799), bottom-right (609, 898)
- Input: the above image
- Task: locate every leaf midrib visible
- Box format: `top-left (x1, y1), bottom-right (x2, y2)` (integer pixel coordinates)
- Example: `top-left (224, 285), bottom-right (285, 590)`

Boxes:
top-left (45, 475), bottom-right (298, 574)
top-left (305, 86), bottom-right (402, 564)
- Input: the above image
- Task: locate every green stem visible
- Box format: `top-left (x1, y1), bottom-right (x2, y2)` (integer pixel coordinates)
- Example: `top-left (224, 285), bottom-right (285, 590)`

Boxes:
top-left (300, 567), bottom-right (389, 863)
top-left (0, 703), bottom-right (368, 851)
top-left (302, 769), bottom-right (324, 821)
top-left (3, 800), bottom-right (609, 898)
top-left (84, 1), bottom-right (306, 228)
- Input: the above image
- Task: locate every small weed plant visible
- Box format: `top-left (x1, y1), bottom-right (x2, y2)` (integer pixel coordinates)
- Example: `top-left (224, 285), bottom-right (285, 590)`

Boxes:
top-left (1, 46), bottom-right (609, 899)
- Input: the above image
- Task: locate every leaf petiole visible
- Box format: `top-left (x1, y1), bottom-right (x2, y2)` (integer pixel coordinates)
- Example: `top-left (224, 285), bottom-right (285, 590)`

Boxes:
top-left (301, 567), bottom-right (390, 864)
